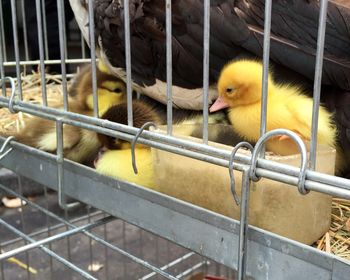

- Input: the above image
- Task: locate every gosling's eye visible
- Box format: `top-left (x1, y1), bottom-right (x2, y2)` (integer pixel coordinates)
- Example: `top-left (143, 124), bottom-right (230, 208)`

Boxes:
top-left (114, 87), bottom-right (122, 94)
top-left (226, 87), bottom-right (234, 94)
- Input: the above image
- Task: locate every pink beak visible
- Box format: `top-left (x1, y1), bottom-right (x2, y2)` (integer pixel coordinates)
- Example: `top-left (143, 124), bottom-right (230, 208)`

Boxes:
top-left (209, 96), bottom-right (230, 113)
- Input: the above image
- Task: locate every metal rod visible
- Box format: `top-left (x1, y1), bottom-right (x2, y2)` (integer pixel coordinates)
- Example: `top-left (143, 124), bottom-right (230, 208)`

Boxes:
top-left (175, 261), bottom-right (209, 278)
top-left (259, 0), bottom-right (273, 156)
top-left (0, 217), bottom-right (97, 280)
top-left (10, 0), bottom-right (22, 99)
top-left (35, 0), bottom-right (48, 106)
top-left (17, 176), bottom-right (31, 280)
top-left (166, 0), bottom-right (173, 135)
top-left (56, 120), bottom-right (80, 210)
top-left (20, 0), bottom-right (29, 61)
top-left (0, 27), bottom-right (5, 97)
top-left (0, 216), bottom-right (114, 261)
top-left (0, 211), bottom-right (105, 248)
top-left (123, 0), bottom-right (133, 126)
top-left (81, 35), bottom-right (87, 59)
top-left (0, 183), bottom-right (176, 279)
top-left (1, 97), bottom-right (350, 195)
top-left (0, 2), bottom-right (7, 62)
top-left (41, 0), bottom-right (49, 60)
top-left (237, 168), bottom-right (251, 280)
top-left (140, 252), bottom-right (196, 280)
top-left (3, 58), bottom-right (93, 67)
top-left (56, 0), bottom-right (68, 110)
top-left (87, 0), bottom-right (99, 117)
top-left (202, 0), bottom-right (210, 144)
top-left (309, 0), bottom-right (329, 170)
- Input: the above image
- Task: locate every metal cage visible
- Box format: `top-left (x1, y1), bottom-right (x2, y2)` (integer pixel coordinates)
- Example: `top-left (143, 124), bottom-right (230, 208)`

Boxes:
top-left (0, 0), bottom-right (350, 279)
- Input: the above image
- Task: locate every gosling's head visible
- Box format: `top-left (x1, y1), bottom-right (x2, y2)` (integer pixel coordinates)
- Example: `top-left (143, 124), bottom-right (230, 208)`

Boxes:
top-left (97, 101), bottom-right (160, 150)
top-left (210, 60), bottom-right (273, 112)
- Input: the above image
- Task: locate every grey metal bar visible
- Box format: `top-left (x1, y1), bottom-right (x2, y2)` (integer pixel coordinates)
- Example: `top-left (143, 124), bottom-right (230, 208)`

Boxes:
top-left (0, 2), bottom-right (7, 62)
top-left (10, 0), bottom-right (22, 99)
top-left (0, 29), bottom-right (5, 97)
top-left (259, 0), bottom-right (272, 156)
top-left (3, 58), bottom-right (93, 67)
top-left (140, 252), bottom-right (195, 280)
top-left (2, 146), bottom-right (350, 280)
top-left (0, 216), bottom-right (114, 261)
top-left (123, 0), bottom-right (133, 126)
top-left (309, 0), bottom-right (329, 170)
top-left (35, 0), bottom-right (48, 106)
top-left (56, 119), bottom-right (80, 210)
top-left (56, 0), bottom-right (68, 110)
top-left (60, 0), bottom-right (68, 57)
top-left (81, 35), bottom-right (87, 59)
top-left (87, 0), bottom-right (99, 117)
top-left (175, 261), bottom-right (208, 279)
top-left (0, 211), bottom-right (105, 248)
top-left (17, 176), bottom-right (31, 280)
top-left (166, 0), bottom-right (173, 135)
top-left (20, 0), bottom-right (29, 61)
top-left (0, 218), bottom-right (98, 280)
top-left (41, 0), bottom-right (49, 60)
top-left (237, 168), bottom-right (251, 280)
top-left (202, 0), bottom-right (210, 144)
top-left (0, 182), bottom-right (176, 279)
top-left (1, 98), bottom-right (350, 196)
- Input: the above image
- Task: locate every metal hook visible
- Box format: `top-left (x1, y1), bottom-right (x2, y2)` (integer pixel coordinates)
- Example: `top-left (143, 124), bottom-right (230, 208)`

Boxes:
top-left (0, 136), bottom-right (15, 161)
top-left (250, 129), bottom-right (309, 195)
top-left (228, 142), bottom-right (254, 206)
top-left (1, 77), bottom-right (18, 114)
top-left (131, 122), bottom-right (157, 174)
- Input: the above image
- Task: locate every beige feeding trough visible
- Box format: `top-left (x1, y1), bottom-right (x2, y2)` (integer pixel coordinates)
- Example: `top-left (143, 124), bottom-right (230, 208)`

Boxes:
top-left (151, 125), bottom-right (335, 245)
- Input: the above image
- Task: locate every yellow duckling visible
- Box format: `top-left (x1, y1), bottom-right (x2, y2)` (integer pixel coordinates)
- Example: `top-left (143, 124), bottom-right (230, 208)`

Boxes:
top-left (14, 62), bottom-right (127, 164)
top-left (95, 101), bottom-right (161, 190)
top-left (210, 59), bottom-right (336, 155)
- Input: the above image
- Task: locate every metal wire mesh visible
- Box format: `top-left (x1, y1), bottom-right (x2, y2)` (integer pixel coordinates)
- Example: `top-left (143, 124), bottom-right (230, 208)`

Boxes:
top-left (0, 0), bottom-right (350, 279)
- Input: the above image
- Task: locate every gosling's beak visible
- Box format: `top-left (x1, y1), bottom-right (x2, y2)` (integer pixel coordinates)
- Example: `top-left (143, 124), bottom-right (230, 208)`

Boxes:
top-left (209, 96), bottom-right (230, 113)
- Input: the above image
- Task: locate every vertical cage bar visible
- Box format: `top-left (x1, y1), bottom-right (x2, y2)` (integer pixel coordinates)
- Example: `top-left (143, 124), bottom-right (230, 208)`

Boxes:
top-left (259, 0), bottom-right (272, 155)
top-left (56, 0), bottom-right (68, 110)
top-left (17, 176), bottom-right (31, 280)
top-left (43, 186), bottom-right (54, 278)
top-left (123, 0), bottom-right (133, 126)
top-left (309, 0), bottom-right (329, 170)
top-left (87, 206), bottom-right (94, 275)
top-left (0, 245), bottom-right (4, 280)
top-left (10, 0), bottom-right (23, 100)
top-left (166, 0), bottom-right (173, 135)
top-left (0, 2), bottom-right (7, 62)
top-left (103, 212), bottom-right (109, 280)
top-left (35, 0), bottom-right (48, 106)
top-left (81, 35), bottom-right (87, 59)
top-left (56, 119), bottom-right (80, 210)
top-left (61, 0), bottom-right (68, 58)
top-left (237, 168), bottom-right (251, 280)
top-left (41, 0), bottom-right (49, 60)
top-left (20, 0), bottom-right (29, 62)
top-left (0, 26), bottom-right (5, 97)
top-left (202, 0), bottom-right (210, 144)
top-left (88, 0), bottom-right (99, 117)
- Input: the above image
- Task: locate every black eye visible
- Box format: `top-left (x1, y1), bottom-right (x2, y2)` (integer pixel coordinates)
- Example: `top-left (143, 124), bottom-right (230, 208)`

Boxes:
top-left (226, 87), bottom-right (233, 94)
top-left (114, 88), bottom-right (122, 94)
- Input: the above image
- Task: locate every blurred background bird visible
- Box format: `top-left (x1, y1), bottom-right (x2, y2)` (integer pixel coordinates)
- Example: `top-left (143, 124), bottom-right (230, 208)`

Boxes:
top-left (210, 59), bottom-right (337, 158)
top-left (69, 0), bottom-right (350, 177)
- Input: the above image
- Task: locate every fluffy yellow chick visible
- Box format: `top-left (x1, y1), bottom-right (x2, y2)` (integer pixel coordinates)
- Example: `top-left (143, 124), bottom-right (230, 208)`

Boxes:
top-left (94, 101), bottom-right (161, 190)
top-left (210, 59), bottom-right (336, 155)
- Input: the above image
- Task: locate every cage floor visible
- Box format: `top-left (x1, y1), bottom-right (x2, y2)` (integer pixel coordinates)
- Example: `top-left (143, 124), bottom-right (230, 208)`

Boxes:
top-left (0, 168), bottom-right (235, 280)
